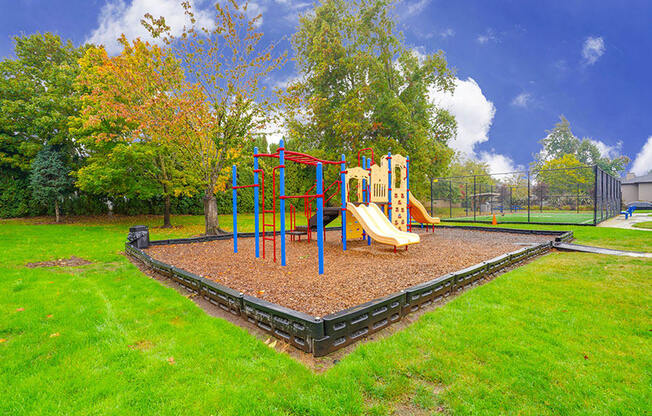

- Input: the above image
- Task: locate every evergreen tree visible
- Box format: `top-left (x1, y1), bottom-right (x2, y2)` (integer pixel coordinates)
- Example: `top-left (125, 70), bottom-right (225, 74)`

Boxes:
top-left (30, 147), bottom-right (73, 222)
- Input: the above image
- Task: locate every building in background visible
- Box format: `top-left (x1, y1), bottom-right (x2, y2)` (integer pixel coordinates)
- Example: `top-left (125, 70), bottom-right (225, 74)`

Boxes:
top-left (621, 172), bottom-right (652, 206)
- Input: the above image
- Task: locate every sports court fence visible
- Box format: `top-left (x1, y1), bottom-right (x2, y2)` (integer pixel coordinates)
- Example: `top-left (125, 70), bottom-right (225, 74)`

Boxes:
top-left (424, 165), bottom-right (621, 225)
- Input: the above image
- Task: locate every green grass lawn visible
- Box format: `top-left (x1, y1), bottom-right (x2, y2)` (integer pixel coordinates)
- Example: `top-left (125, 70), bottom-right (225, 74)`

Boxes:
top-left (437, 221), bottom-right (652, 253)
top-left (1, 216), bottom-right (650, 415)
top-left (632, 221), bottom-right (652, 229)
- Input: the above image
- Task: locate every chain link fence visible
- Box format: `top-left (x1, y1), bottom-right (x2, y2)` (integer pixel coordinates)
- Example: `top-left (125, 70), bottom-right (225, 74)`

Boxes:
top-left (423, 166), bottom-right (621, 225)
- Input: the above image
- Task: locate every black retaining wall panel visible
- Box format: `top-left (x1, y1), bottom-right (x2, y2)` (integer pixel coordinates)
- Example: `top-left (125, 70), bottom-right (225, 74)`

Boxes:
top-left (453, 263), bottom-right (488, 291)
top-left (242, 295), bottom-right (323, 353)
top-left (404, 273), bottom-right (454, 314)
top-left (126, 227), bottom-right (567, 357)
top-left (485, 253), bottom-right (511, 274)
top-left (314, 291), bottom-right (405, 356)
top-left (200, 277), bottom-right (242, 316)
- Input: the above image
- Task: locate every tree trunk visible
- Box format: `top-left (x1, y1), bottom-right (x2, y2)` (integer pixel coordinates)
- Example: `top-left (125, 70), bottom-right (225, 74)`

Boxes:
top-left (162, 194), bottom-right (172, 228)
top-left (159, 156), bottom-right (172, 228)
top-left (203, 189), bottom-right (220, 235)
top-left (54, 199), bottom-right (60, 223)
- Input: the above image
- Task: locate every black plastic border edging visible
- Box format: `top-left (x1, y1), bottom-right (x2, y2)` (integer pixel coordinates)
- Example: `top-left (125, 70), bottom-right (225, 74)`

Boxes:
top-left (126, 242), bottom-right (325, 354)
top-left (126, 226), bottom-right (570, 357)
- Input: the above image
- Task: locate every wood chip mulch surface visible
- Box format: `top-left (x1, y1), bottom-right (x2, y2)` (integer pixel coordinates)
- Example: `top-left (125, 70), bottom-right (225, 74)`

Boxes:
top-left (145, 228), bottom-right (555, 317)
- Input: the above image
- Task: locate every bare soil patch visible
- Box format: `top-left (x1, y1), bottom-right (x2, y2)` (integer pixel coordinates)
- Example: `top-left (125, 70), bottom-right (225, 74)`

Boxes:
top-left (26, 256), bottom-right (92, 268)
top-left (145, 228), bottom-right (554, 317)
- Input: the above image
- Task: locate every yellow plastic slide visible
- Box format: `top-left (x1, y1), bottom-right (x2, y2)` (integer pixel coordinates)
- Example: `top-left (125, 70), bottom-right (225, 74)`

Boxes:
top-left (347, 202), bottom-right (420, 247)
top-left (408, 191), bottom-right (440, 225)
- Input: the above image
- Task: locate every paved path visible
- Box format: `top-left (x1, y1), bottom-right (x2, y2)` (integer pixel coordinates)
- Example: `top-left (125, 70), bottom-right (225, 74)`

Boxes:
top-left (597, 213), bottom-right (652, 231)
top-left (554, 242), bottom-right (652, 258)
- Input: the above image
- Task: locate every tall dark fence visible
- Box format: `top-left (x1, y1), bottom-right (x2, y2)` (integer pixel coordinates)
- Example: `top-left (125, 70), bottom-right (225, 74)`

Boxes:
top-left (423, 165), bottom-right (621, 226)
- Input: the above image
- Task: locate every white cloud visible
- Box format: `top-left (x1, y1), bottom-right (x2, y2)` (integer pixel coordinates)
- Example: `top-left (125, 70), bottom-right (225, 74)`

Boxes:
top-left (589, 139), bottom-right (622, 159)
top-left (404, 0), bottom-right (431, 16)
top-left (476, 28), bottom-right (497, 44)
top-left (440, 28), bottom-right (455, 38)
top-left (511, 92), bottom-right (531, 108)
top-left (554, 59), bottom-right (568, 72)
top-left (478, 151), bottom-right (522, 174)
top-left (582, 36), bottom-right (605, 65)
top-left (274, 0), bottom-right (310, 9)
top-left (631, 136), bottom-right (652, 176)
top-left (254, 112), bottom-right (287, 145)
top-left (430, 77), bottom-right (521, 175)
top-left (245, 2), bottom-right (267, 24)
top-left (430, 77), bottom-right (496, 155)
top-left (410, 47), bottom-right (427, 63)
top-left (271, 73), bottom-right (302, 90)
top-left (274, 0), bottom-right (311, 23)
top-left (87, 0), bottom-right (216, 55)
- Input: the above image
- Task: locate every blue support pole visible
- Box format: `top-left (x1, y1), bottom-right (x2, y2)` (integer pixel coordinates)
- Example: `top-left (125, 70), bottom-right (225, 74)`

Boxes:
top-left (316, 162), bottom-right (325, 275)
top-left (406, 156), bottom-right (411, 231)
top-left (365, 157), bottom-right (371, 245)
top-left (366, 156), bottom-right (371, 205)
top-left (340, 154), bottom-right (347, 251)
top-left (362, 158), bottom-right (367, 205)
top-left (253, 147), bottom-right (260, 258)
top-left (279, 139), bottom-right (286, 266)
top-left (361, 157), bottom-right (367, 241)
top-left (232, 165), bottom-right (238, 253)
top-left (387, 151), bottom-right (392, 222)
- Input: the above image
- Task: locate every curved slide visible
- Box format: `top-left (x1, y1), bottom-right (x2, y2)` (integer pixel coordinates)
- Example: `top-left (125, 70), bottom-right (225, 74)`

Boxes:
top-left (408, 192), bottom-right (440, 225)
top-left (347, 202), bottom-right (420, 247)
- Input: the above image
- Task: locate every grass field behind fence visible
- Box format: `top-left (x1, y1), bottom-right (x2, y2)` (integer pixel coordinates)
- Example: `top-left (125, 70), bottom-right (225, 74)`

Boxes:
top-left (1, 215), bottom-right (650, 415)
top-left (446, 210), bottom-right (596, 224)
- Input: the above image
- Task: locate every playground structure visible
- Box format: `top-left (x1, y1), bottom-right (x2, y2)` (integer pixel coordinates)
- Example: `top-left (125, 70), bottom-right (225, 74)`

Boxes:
top-left (231, 142), bottom-right (440, 274)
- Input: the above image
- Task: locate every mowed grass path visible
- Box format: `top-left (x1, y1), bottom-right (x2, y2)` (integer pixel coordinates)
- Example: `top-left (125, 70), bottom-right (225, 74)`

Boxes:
top-left (1, 215), bottom-right (650, 415)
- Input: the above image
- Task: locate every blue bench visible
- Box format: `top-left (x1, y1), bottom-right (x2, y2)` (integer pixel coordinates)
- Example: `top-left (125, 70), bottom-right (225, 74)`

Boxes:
top-left (620, 206), bottom-right (636, 219)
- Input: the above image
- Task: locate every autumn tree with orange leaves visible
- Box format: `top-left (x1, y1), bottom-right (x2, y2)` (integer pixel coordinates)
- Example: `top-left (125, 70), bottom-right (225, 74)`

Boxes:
top-left (142, 0), bottom-right (286, 234)
top-left (74, 36), bottom-right (201, 227)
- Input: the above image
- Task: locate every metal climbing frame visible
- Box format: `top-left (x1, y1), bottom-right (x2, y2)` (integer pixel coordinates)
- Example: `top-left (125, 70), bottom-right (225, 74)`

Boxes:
top-left (233, 140), bottom-right (342, 275)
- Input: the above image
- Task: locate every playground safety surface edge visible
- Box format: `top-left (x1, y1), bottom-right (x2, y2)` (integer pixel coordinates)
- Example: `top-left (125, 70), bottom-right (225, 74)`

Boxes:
top-left (126, 226), bottom-right (572, 357)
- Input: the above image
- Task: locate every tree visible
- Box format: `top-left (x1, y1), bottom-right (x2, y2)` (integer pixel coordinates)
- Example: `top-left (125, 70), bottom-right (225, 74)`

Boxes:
top-left (74, 40), bottom-right (198, 227)
top-left (29, 146), bottom-right (72, 222)
top-left (73, 142), bottom-right (194, 227)
top-left (535, 153), bottom-right (593, 203)
top-left (142, 0), bottom-right (286, 234)
top-left (534, 115), bottom-right (629, 176)
top-left (283, 0), bottom-right (456, 193)
top-left (437, 154), bottom-right (496, 201)
top-left (0, 33), bottom-right (87, 172)
top-left (446, 155), bottom-right (493, 181)
top-left (0, 34), bottom-right (88, 217)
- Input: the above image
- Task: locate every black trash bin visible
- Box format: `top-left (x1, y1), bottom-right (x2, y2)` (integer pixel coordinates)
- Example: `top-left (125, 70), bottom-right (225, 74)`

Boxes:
top-left (128, 225), bottom-right (150, 249)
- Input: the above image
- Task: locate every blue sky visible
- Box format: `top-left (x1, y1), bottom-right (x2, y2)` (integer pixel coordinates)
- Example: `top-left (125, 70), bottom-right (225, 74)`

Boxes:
top-left (1, 0), bottom-right (651, 175)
